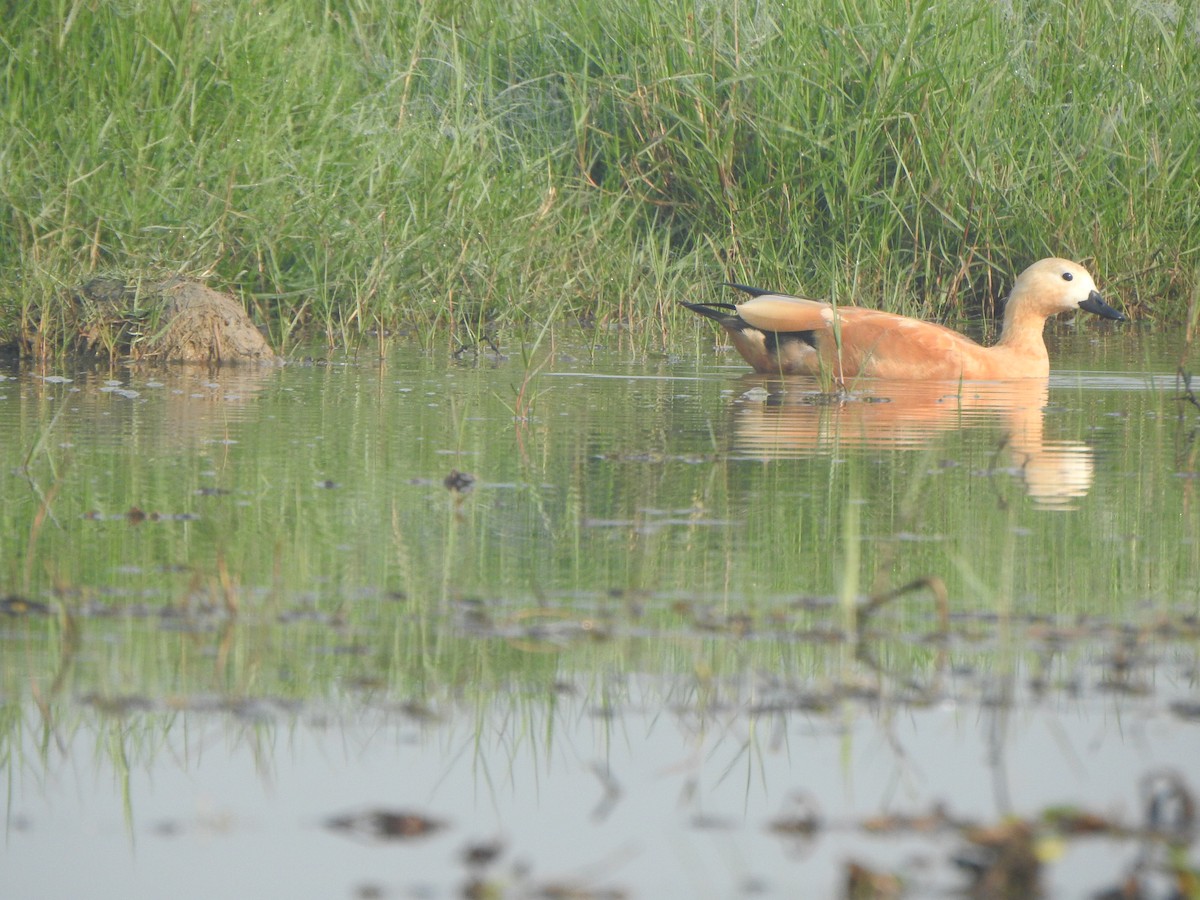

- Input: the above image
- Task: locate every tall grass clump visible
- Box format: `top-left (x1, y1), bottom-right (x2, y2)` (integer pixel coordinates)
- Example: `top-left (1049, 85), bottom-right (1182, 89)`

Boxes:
top-left (2, 0), bottom-right (1199, 354)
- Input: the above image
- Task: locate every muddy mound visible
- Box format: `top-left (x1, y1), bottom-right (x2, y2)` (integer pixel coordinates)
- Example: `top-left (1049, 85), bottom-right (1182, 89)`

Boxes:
top-left (75, 276), bottom-right (277, 364)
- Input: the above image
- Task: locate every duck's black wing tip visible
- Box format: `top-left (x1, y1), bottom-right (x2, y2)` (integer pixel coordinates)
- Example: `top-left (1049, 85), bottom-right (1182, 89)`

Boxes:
top-left (680, 301), bottom-right (740, 322)
top-left (721, 282), bottom-right (778, 298)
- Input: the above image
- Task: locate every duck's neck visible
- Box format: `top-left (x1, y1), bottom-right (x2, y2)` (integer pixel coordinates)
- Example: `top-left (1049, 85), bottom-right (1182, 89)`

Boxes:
top-left (991, 289), bottom-right (1051, 377)
top-left (996, 292), bottom-right (1048, 353)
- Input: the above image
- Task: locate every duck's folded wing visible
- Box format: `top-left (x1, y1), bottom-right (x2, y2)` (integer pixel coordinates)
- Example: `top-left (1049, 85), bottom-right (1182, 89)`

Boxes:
top-left (734, 295), bottom-right (834, 333)
top-left (830, 309), bottom-right (983, 379)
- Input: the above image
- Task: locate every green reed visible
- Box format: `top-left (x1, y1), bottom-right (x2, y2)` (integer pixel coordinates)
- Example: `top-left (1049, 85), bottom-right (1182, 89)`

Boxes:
top-left (2, 0), bottom-right (1198, 355)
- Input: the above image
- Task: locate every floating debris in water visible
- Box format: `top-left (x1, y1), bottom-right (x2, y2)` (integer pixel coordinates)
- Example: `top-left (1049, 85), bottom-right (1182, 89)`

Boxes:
top-left (527, 883), bottom-right (627, 900)
top-left (843, 860), bottom-right (903, 900)
top-left (150, 819), bottom-right (184, 838)
top-left (81, 693), bottom-right (156, 716)
top-left (1141, 769), bottom-right (1196, 839)
top-left (444, 469), bottom-right (476, 493)
top-left (126, 507), bottom-right (198, 523)
top-left (325, 809), bottom-right (447, 842)
top-left (81, 509), bottom-right (199, 523)
top-left (767, 791), bottom-right (822, 837)
top-left (0, 595), bottom-right (51, 616)
top-left (688, 813), bottom-right (736, 830)
top-left (861, 803), bottom-right (959, 834)
top-left (953, 820), bottom-right (1040, 897)
top-left (395, 700), bottom-right (439, 721)
top-left (1169, 701), bottom-right (1200, 721)
top-left (99, 385), bottom-right (140, 399)
top-left (461, 837), bottom-right (505, 868)
top-left (1040, 807), bottom-right (1118, 836)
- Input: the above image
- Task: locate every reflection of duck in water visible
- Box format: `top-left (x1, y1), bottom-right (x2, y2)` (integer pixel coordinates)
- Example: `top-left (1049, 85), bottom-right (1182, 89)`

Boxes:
top-left (732, 379), bottom-right (1094, 509)
top-left (683, 258), bottom-right (1124, 380)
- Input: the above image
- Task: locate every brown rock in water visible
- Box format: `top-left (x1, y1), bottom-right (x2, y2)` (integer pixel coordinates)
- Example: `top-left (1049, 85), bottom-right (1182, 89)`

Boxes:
top-left (75, 276), bottom-right (277, 364)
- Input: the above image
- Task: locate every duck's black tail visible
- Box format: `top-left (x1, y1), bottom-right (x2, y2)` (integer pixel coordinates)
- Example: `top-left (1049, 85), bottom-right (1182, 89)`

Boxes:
top-left (679, 301), bottom-right (741, 324)
top-left (720, 282), bottom-right (778, 298)
top-left (683, 284), bottom-right (795, 325)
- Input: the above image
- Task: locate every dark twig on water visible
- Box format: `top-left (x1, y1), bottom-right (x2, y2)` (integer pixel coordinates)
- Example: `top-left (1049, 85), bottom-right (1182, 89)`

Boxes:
top-left (858, 576), bottom-right (949, 634)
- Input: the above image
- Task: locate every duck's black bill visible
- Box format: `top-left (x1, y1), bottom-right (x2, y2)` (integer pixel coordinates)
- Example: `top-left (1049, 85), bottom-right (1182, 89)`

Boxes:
top-left (1080, 291), bottom-right (1126, 321)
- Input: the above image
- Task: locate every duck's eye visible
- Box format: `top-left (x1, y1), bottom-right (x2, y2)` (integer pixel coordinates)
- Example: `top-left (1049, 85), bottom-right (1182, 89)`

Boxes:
top-left (1061, 272), bottom-right (1074, 282)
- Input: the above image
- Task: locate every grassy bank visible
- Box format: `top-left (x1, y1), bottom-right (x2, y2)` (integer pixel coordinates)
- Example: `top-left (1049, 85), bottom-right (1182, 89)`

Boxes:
top-left (3, 0), bottom-right (1199, 354)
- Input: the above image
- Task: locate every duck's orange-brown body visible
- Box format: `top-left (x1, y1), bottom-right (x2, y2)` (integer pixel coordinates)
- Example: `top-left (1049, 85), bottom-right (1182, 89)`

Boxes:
top-left (683, 258), bottom-right (1125, 380)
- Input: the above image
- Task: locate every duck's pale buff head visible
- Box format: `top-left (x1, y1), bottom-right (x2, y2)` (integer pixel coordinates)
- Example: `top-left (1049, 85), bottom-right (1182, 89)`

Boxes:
top-left (1012, 258), bottom-right (1125, 321)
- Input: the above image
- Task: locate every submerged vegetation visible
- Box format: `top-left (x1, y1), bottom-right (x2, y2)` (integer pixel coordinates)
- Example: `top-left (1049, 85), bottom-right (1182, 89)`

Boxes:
top-left (3, 0), bottom-right (1200, 353)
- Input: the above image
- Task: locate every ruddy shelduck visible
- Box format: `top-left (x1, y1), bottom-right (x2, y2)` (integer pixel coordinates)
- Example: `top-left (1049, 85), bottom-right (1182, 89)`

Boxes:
top-left (683, 258), bottom-right (1125, 379)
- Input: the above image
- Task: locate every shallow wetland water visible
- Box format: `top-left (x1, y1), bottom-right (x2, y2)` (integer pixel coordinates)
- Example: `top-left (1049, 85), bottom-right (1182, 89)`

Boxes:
top-left (2, 325), bottom-right (1199, 898)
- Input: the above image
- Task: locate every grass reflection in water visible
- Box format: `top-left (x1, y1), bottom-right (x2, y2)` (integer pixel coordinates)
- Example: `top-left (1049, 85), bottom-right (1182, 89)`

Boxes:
top-left (1, 341), bottom-right (1197, 898)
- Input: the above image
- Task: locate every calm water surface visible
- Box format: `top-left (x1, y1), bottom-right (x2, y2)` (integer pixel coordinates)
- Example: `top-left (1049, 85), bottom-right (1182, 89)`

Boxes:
top-left (2, 327), bottom-right (1198, 899)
